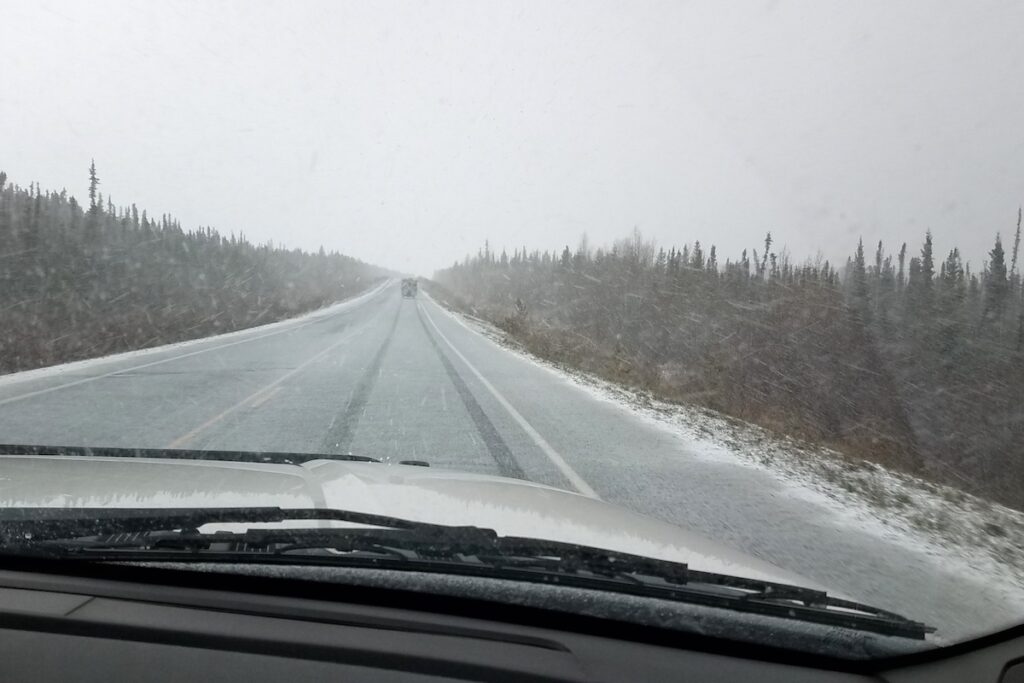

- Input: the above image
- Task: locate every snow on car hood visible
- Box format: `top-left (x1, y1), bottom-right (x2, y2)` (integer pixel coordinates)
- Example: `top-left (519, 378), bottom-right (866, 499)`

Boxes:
top-left (0, 455), bottom-right (821, 588)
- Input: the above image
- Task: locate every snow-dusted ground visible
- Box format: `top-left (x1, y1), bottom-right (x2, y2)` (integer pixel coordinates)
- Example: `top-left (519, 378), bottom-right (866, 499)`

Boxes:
top-left (442, 305), bottom-right (1024, 615)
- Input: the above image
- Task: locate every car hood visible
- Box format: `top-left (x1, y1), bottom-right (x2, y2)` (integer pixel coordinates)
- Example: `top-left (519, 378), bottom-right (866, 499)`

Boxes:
top-left (0, 455), bottom-right (822, 589)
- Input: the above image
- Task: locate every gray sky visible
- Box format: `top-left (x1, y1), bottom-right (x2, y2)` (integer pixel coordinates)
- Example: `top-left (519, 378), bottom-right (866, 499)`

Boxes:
top-left (2, 0), bottom-right (1023, 275)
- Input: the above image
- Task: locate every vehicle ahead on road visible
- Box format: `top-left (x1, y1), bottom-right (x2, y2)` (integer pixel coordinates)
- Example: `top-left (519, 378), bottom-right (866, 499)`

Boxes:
top-left (0, 444), bottom-right (1019, 681)
top-left (401, 278), bottom-right (418, 298)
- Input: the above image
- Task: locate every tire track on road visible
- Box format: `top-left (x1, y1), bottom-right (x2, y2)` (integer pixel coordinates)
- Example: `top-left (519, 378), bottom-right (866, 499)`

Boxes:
top-left (419, 297), bottom-right (596, 497)
top-left (415, 304), bottom-right (526, 480)
top-left (320, 302), bottom-right (402, 455)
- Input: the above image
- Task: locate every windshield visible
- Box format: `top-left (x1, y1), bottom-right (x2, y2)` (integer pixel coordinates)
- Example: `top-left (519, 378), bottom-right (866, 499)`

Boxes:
top-left (1, 0), bottom-right (1021, 659)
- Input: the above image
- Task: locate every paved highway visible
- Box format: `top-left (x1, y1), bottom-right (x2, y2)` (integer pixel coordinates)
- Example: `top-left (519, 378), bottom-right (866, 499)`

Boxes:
top-left (0, 279), bottom-right (1016, 641)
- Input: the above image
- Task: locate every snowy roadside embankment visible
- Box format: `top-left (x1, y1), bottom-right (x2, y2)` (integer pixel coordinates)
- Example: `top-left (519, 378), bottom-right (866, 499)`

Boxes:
top-left (436, 301), bottom-right (1024, 596)
top-left (0, 278), bottom-right (392, 389)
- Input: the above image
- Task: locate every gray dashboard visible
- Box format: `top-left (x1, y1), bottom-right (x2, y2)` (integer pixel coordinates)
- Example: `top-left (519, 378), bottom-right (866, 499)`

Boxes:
top-left (0, 565), bottom-right (1017, 682)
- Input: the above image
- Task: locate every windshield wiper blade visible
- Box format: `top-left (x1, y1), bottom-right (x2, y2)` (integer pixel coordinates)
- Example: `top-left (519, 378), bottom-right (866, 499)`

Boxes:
top-left (489, 537), bottom-right (934, 640)
top-left (0, 507), bottom-right (934, 639)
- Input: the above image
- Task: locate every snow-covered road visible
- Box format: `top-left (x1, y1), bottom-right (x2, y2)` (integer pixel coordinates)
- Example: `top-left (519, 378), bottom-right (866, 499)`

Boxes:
top-left (0, 280), bottom-right (1019, 643)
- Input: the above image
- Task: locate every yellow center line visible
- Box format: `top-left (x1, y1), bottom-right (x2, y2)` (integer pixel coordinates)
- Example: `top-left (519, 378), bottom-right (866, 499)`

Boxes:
top-left (165, 332), bottom-right (357, 449)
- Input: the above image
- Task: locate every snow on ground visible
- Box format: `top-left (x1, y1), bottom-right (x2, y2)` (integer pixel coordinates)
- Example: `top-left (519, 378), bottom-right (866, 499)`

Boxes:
top-left (437, 302), bottom-right (1024, 603)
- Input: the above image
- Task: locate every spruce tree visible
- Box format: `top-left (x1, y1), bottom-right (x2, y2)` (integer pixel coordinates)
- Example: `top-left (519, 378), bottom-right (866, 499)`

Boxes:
top-left (983, 234), bottom-right (1009, 325)
top-left (88, 160), bottom-right (99, 211)
top-left (921, 230), bottom-right (934, 299)
top-left (850, 238), bottom-right (869, 312)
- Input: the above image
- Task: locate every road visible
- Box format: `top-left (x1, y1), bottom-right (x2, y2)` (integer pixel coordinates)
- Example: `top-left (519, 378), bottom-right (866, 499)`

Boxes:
top-left (0, 279), bottom-right (1015, 642)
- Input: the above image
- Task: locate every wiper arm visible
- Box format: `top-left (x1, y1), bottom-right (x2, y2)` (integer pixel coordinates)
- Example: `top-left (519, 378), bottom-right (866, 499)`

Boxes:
top-left (7, 512), bottom-right (687, 585)
top-left (0, 507), bottom-right (934, 640)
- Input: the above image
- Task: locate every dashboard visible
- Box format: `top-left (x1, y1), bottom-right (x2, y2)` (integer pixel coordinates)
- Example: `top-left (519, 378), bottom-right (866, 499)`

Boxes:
top-left (0, 561), bottom-right (1018, 682)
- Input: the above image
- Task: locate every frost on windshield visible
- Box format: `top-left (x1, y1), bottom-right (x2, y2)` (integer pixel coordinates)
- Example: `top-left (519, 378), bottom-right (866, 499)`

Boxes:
top-left (2, 0), bottom-right (1024, 653)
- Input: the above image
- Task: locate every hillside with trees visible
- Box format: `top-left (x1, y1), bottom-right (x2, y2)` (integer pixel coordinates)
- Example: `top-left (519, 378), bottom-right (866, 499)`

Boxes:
top-left (434, 225), bottom-right (1024, 509)
top-left (0, 165), bottom-right (383, 373)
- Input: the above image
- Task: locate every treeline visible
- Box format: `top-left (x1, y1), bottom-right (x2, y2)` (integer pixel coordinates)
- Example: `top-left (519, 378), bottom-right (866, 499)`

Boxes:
top-left (0, 165), bottom-right (383, 373)
top-left (434, 226), bottom-right (1024, 509)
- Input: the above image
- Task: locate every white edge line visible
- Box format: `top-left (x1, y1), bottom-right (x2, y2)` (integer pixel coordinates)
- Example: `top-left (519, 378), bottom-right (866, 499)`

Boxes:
top-left (0, 279), bottom-right (392, 406)
top-left (418, 298), bottom-right (599, 499)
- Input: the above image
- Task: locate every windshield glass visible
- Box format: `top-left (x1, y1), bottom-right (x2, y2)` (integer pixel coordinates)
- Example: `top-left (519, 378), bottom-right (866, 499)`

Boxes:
top-left (1, 0), bottom-right (1021, 659)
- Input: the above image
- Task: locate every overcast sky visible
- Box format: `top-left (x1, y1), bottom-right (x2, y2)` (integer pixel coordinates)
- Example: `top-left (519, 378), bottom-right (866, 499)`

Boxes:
top-left (2, 0), bottom-right (1023, 275)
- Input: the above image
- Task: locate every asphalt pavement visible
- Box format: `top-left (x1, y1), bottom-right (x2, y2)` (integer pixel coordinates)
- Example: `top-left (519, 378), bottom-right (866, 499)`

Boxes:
top-left (0, 279), bottom-right (1016, 642)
